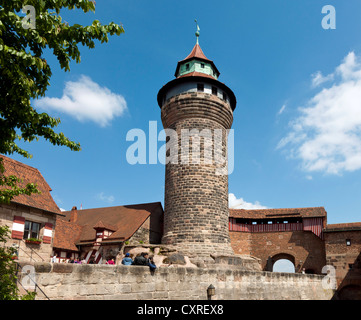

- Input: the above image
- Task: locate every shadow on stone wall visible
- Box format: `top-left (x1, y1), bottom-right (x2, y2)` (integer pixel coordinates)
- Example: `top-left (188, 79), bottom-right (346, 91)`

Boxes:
top-left (332, 251), bottom-right (361, 300)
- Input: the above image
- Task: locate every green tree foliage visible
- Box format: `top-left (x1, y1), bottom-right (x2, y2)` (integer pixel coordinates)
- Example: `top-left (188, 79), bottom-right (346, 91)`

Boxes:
top-left (0, 0), bottom-right (124, 202)
top-left (0, 225), bottom-right (36, 300)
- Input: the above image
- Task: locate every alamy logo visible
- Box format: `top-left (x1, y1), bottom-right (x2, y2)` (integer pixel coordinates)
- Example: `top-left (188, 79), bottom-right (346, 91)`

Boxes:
top-left (322, 5), bottom-right (336, 30)
top-left (126, 121), bottom-right (234, 175)
top-left (321, 265), bottom-right (337, 290)
top-left (21, 5), bottom-right (36, 30)
top-left (21, 265), bottom-right (36, 290)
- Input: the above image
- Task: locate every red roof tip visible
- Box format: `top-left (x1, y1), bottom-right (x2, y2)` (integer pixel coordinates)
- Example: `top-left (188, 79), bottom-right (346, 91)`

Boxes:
top-left (184, 43), bottom-right (210, 61)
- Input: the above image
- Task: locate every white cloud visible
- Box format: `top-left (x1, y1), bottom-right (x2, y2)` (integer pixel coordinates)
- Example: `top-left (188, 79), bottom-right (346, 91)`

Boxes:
top-left (59, 208), bottom-right (66, 212)
top-left (34, 75), bottom-right (127, 127)
top-left (278, 52), bottom-right (361, 175)
top-left (311, 71), bottom-right (334, 88)
top-left (278, 104), bottom-right (287, 115)
top-left (229, 193), bottom-right (268, 209)
top-left (97, 192), bottom-right (115, 204)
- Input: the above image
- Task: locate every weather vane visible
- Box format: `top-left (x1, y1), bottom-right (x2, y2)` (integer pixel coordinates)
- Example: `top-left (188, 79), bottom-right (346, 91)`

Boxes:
top-left (195, 19), bottom-right (200, 44)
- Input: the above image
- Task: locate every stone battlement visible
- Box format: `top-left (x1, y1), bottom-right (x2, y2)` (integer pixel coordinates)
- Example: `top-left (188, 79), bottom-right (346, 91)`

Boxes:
top-left (26, 262), bottom-right (334, 300)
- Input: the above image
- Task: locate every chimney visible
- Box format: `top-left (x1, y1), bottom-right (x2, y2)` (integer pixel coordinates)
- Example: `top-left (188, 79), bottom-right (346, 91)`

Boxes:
top-left (70, 206), bottom-right (78, 223)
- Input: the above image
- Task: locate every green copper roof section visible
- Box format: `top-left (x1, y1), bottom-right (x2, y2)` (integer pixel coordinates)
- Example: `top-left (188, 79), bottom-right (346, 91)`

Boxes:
top-left (174, 20), bottom-right (220, 79)
top-left (177, 59), bottom-right (218, 79)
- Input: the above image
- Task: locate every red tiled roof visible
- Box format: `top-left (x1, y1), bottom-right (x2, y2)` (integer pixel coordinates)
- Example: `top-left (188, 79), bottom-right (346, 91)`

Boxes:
top-left (93, 220), bottom-right (117, 231)
top-left (229, 207), bottom-right (327, 219)
top-left (53, 218), bottom-right (82, 252)
top-left (59, 202), bottom-right (163, 244)
top-left (0, 155), bottom-right (61, 214)
top-left (177, 71), bottom-right (216, 80)
top-left (184, 43), bottom-right (210, 61)
top-left (325, 222), bottom-right (361, 232)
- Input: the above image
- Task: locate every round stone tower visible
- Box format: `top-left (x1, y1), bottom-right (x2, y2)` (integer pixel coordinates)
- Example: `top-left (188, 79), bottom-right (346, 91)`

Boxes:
top-left (157, 35), bottom-right (237, 258)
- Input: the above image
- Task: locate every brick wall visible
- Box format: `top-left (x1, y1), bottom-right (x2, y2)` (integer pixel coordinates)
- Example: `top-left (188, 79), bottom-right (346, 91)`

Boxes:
top-left (324, 227), bottom-right (361, 299)
top-left (230, 230), bottom-right (326, 273)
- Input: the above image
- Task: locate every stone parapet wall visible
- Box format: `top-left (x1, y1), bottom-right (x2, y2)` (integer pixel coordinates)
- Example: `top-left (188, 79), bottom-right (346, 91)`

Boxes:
top-left (29, 263), bottom-right (334, 300)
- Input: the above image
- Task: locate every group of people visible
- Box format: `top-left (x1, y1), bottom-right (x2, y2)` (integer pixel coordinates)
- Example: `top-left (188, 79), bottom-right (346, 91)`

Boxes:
top-left (121, 252), bottom-right (157, 271)
top-left (50, 252), bottom-right (157, 271)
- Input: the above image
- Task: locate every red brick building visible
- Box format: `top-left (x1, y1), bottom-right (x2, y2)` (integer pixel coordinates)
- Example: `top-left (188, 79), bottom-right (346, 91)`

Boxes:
top-left (229, 207), bottom-right (361, 299)
top-left (324, 223), bottom-right (361, 299)
top-left (229, 207), bottom-right (327, 274)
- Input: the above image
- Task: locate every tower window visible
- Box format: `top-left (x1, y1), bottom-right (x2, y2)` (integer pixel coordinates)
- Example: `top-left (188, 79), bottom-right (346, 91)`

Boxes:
top-left (185, 63), bottom-right (190, 71)
top-left (201, 63), bottom-right (205, 68)
top-left (212, 86), bottom-right (217, 96)
top-left (222, 92), bottom-right (227, 101)
top-left (197, 83), bottom-right (204, 92)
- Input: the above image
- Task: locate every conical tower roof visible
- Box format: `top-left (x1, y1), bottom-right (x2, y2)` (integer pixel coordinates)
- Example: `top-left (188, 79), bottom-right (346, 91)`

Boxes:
top-left (184, 43), bottom-right (210, 61)
top-left (174, 43), bottom-right (220, 80)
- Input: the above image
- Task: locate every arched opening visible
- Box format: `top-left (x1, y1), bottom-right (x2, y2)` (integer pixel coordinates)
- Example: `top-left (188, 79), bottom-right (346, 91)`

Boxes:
top-left (268, 253), bottom-right (296, 273)
top-left (273, 259), bottom-right (295, 273)
top-left (338, 285), bottom-right (361, 300)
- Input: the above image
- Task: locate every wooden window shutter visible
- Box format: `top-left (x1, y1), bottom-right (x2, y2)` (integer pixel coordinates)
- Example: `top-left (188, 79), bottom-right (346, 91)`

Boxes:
top-left (12, 216), bottom-right (25, 239)
top-left (43, 223), bottom-right (53, 244)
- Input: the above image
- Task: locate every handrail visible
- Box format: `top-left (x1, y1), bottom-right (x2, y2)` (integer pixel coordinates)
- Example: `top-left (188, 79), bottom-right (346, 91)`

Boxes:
top-left (3, 240), bottom-right (46, 263)
top-left (18, 239), bottom-right (46, 262)
top-left (16, 262), bottom-right (50, 300)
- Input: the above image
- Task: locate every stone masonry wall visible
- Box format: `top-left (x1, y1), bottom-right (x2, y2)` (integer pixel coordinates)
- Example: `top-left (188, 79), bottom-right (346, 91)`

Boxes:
top-left (161, 92), bottom-right (234, 256)
top-left (29, 263), bottom-right (334, 300)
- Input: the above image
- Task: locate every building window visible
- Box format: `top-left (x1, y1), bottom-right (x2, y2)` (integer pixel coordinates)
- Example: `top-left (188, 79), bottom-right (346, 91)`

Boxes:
top-left (222, 92), bottom-right (227, 101)
top-left (346, 239), bottom-right (351, 246)
top-left (185, 63), bottom-right (190, 71)
top-left (201, 63), bottom-right (205, 68)
top-left (23, 221), bottom-right (40, 239)
top-left (212, 86), bottom-right (217, 95)
top-left (197, 83), bottom-right (204, 92)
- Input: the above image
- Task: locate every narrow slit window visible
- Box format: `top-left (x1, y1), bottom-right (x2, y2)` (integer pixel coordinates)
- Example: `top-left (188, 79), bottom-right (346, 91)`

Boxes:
top-left (212, 86), bottom-right (217, 96)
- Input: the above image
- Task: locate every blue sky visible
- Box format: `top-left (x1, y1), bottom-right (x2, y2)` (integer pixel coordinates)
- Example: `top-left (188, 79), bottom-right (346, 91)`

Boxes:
top-left (10, 0), bottom-right (361, 225)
